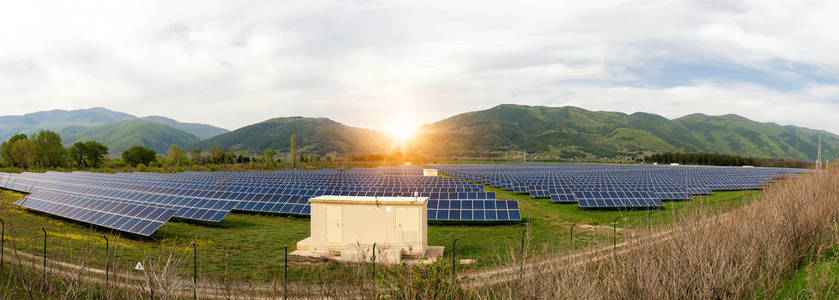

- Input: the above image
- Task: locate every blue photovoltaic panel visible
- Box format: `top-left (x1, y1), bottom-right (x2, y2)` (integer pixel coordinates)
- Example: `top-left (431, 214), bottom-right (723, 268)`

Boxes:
top-left (424, 163), bottom-right (804, 209)
top-left (573, 190), bottom-right (663, 208)
top-left (0, 166), bottom-right (523, 236)
top-left (1, 173), bottom-right (234, 222)
top-left (15, 190), bottom-right (176, 236)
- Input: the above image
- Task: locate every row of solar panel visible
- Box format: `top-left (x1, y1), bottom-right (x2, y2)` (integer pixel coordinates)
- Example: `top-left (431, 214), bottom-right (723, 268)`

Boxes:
top-left (16, 191), bottom-right (176, 236)
top-left (427, 163), bottom-right (801, 208)
top-left (1, 169), bottom-right (525, 235)
top-left (15, 177), bottom-right (486, 195)
top-left (429, 209), bottom-right (521, 221)
top-left (11, 178), bottom-right (485, 200)
top-left (4, 178), bottom-right (235, 222)
top-left (427, 199), bottom-right (518, 210)
top-left (13, 174), bottom-right (485, 190)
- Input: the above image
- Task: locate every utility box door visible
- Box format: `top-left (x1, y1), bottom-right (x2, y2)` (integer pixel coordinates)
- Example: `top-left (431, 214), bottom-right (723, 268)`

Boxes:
top-left (396, 207), bottom-right (418, 244)
top-left (326, 206), bottom-right (343, 243)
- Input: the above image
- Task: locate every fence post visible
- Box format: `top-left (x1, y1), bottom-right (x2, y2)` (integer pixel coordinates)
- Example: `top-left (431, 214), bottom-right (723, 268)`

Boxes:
top-left (519, 225), bottom-right (526, 281)
top-left (0, 218), bottom-right (4, 274)
top-left (372, 243), bottom-right (377, 278)
top-left (451, 239), bottom-right (459, 283)
top-left (103, 235), bottom-right (109, 298)
top-left (612, 217), bottom-right (619, 250)
top-left (192, 242), bottom-right (197, 300)
top-left (41, 228), bottom-right (47, 283)
top-left (570, 223), bottom-right (576, 252)
top-left (648, 211), bottom-right (653, 232)
top-left (284, 246), bottom-right (288, 300)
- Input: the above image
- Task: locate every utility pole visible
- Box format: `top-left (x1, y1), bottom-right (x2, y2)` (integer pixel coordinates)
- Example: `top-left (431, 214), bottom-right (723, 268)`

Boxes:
top-left (817, 136), bottom-right (823, 170)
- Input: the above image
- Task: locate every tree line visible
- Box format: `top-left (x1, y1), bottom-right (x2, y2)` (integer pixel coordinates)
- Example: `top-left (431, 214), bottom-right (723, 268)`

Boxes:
top-left (1, 131), bottom-right (108, 169)
top-left (0, 130), bottom-right (339, 172)
top-left (643, 152), bottom-right (815, 168)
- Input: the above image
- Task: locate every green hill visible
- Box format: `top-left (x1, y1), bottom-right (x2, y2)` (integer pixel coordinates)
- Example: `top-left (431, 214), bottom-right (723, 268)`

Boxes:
top-left (0, 107), bottom-right (136, 139)
top-left (5, 105), bottom-right (836, 161)
top-left (0, 107), bottom-right (227, 142)
top-left (64, 119), bottom-right (201, 155)
top-left (188, 117), bottom-right (395, 155)
top-left (409, 104), bottom-right (838, 160)
top-left (141, 116), bottom-right (228, 139)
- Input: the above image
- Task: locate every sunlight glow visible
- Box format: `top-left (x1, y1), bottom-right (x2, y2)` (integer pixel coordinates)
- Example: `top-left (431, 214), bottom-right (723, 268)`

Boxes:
top-left (389, 122), bottom-right (417, 141)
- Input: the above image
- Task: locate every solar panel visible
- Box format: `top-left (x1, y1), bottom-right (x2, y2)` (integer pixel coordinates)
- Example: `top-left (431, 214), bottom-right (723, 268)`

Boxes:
top-left (0, 166), bottom-right (523, 235)
top-left (424, 163), bottom-right (805, 209)
top-left (15, 190), bottom-right (176, 236)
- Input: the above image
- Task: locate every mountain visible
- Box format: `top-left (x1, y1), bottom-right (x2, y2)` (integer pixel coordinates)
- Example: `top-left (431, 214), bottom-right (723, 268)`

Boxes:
top-left (0, 107), bottom-right (136, 139)
top-left (64, 119), bottom-right (201, 155)
top-left (189, 117), bottom-right (395, 155)
top-left (4, 105), bottom-right (837, 161)
top-left (0, 107), bottom-right (228, 141)
top-left (141, 116), bottom-right (228, 139)
top-left (0, 107), bottom-right (229, 154)
top-left (408, 104), bottom-right (839, 161)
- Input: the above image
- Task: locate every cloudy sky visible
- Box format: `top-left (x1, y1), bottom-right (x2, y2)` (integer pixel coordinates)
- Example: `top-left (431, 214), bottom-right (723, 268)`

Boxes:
top-left (1, 0), bottom-right (838, 134)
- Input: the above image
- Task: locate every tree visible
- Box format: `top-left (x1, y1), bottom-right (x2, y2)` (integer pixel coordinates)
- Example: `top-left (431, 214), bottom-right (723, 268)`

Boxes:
top-left (84, 141), bottom-right (108, 168)
top-left (69, 142), bottom-right (88, 168)
top-left (166, 144), bottom-right (186, 167)
top-left (290, 134), bottom-right (297, 169)
top-left (190, 149), bottom-right (203, 165)
top-left (10, 139), bottom-right (36, 169)
top-left (1, 133), bottom-right (28, 167)
top-left (211, 146), bottom-right (223, 164)
top-left (263, 149), bottom-right (276, 167)
top-left (69, 141), bottom-right (107, 168)
top-left (33, 130), bottom-right (66, 168)
top-left (122, 145), bottom-right (157, 167)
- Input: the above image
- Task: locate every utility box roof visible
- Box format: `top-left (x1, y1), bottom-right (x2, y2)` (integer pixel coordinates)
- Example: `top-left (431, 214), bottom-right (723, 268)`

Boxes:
top-left (309, 195), bottom-right (428, 205)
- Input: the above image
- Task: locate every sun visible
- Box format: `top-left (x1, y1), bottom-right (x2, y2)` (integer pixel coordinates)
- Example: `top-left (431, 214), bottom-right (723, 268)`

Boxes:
top-left (389, 123), bottom-right (417, 141)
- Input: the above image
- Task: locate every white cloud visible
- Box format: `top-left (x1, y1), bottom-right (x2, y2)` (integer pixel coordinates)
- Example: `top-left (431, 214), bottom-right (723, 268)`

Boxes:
top-left (0, 0), bottom-right (837, 134)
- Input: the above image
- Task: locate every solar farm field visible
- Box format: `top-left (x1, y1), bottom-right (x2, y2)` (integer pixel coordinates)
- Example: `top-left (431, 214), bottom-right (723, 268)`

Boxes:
top-left (0, 163), bottom-right (800, 282)
top-left (0, 167), bottom-right (521, 236)
top-left (426, 163), bottom-right (802, 208)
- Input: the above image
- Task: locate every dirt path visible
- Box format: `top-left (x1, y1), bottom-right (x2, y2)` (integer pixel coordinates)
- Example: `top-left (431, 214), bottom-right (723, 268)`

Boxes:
top-left (0, 244), bottom-right (332, 299)
top-left (459, 208), bottom-right (736, 288)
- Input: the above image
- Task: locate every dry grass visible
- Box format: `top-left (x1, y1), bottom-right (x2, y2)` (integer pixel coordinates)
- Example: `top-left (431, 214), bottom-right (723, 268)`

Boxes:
top-left (475, 166), bottom-right (839, 299)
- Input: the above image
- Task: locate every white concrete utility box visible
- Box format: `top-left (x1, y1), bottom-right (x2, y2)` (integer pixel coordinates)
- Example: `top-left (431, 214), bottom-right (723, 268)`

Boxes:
top-left (423, 169), bottom-right (439, 176)
top-left (295, 196), bottom-right (443, 264)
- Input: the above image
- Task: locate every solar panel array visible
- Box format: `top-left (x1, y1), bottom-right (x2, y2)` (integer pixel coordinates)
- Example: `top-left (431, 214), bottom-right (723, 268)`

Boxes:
top-left (426, 163), bottom-right (804, 209)
top-left (0, 167), bottom-right (521, 236)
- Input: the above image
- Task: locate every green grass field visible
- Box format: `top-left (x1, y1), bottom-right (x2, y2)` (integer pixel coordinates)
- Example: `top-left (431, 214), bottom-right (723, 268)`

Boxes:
top-left (0, 184), bottom-right (761, 283)
top-left (774, 245), bottom-right (839, 299)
